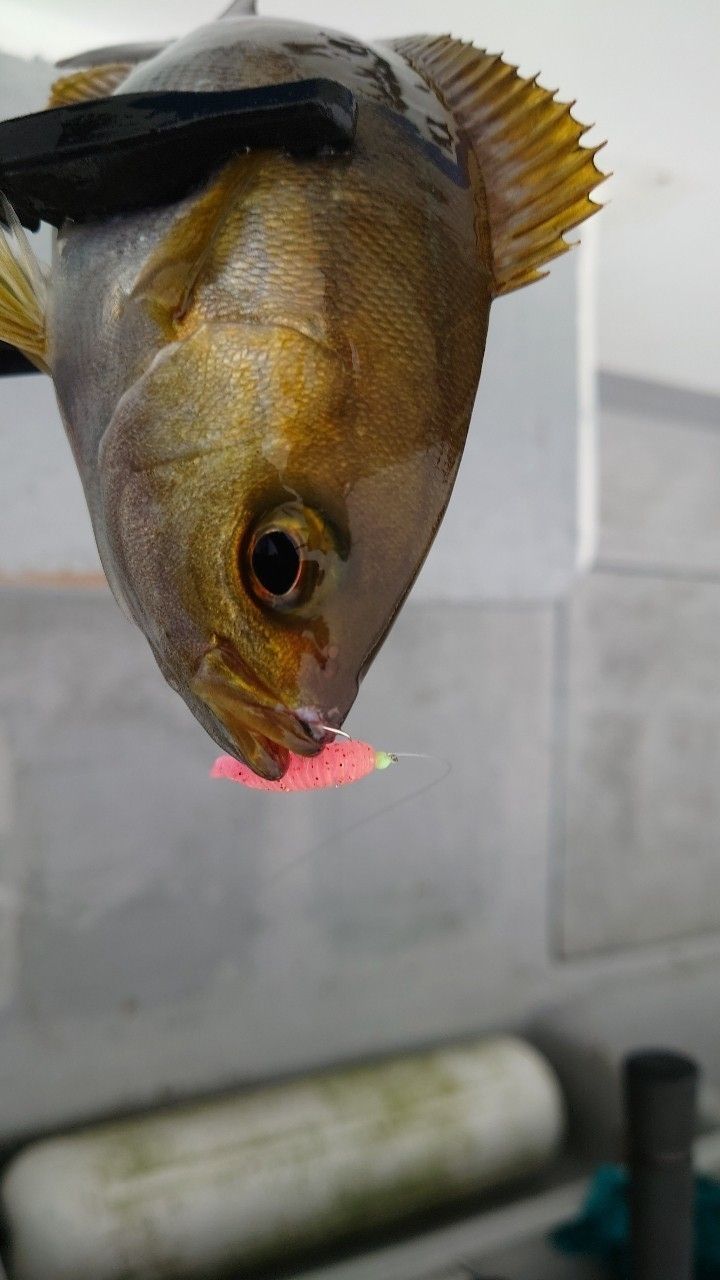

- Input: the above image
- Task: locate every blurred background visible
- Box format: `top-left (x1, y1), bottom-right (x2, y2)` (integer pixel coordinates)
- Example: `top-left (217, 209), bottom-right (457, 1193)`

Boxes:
top-left (0, 2), bottom-right (718, 1278)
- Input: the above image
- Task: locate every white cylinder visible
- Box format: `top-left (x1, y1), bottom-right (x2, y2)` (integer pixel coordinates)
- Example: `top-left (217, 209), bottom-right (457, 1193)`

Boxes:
top-left (2, 1036), bottom-right (565, 1280)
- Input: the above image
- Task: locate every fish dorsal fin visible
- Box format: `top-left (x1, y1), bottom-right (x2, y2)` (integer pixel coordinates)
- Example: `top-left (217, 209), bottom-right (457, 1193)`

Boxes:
top-left (0, 198), bottom-right (48, 371)
top-left (392, 35), bottom-right (607, 296)
top-left (220, 0), bottom-right (257, 16)
top-left (48, 63), bottom-right (134, 108)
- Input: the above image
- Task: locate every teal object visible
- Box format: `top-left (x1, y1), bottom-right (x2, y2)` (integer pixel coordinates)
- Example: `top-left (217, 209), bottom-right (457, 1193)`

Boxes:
top-left (551, 1164), bottom-right (720, 1280)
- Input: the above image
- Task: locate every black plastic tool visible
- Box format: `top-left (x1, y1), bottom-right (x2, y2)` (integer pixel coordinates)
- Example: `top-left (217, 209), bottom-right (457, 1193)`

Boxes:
top-left (624, 1049), bottom-right (698, 1280)
top-left (0, 77), bottom-right (357, 375)
top-left (0, 78), bottom-right (357, 232)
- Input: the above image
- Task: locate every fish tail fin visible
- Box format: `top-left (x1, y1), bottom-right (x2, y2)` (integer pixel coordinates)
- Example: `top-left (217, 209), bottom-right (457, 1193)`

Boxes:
top-left (0, 196), bottom-right (48, 371)
top-left (391, 36), bottom-right (608, 296)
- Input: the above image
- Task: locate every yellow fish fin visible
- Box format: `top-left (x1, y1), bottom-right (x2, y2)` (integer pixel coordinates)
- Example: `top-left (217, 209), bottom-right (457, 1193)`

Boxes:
top-left (48, 63), bottom-right (134, 107)
top-left (0, 197), bottom-right (48, 371)
top-left (392, 36), bottom-right (608, 296)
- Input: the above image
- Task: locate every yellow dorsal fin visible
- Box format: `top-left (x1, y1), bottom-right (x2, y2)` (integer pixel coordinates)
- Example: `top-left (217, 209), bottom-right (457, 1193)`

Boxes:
top-left (0, 198), bottom-right (48, 371)
top-left (48, 63), bottom-right (134, 108)
top-left (392, 35), bottom-right (608, 296)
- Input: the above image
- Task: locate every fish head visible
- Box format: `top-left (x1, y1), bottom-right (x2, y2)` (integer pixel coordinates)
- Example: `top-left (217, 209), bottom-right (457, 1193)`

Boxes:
top-left (98, 288), bottom-right (470, 779)
top-left (60, 106), bottom-right (490, 782)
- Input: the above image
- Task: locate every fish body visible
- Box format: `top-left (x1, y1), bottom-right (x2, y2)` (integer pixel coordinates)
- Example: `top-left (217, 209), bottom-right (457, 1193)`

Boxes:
top-left (0, 7), bottom-right (605, 777)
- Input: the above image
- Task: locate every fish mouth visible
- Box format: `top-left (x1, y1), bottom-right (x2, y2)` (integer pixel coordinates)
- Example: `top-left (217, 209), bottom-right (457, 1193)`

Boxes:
top-left (190, 639), bottom-right (333, 782)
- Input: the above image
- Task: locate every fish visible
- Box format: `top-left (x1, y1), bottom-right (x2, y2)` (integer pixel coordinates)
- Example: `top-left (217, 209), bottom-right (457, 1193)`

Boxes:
top-left (0, 0), bottom-right (606, 779)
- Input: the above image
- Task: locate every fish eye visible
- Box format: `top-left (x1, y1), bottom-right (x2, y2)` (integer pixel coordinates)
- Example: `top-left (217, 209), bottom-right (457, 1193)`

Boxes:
top-left (250, 529), bottom-right (302, 599)
top-left (242, 504), bottom-right (341, 613)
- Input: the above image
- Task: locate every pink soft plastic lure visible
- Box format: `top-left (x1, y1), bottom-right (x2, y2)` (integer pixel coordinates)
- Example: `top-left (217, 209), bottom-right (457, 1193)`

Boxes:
top-left (211, 740), bottom-right (397, 792)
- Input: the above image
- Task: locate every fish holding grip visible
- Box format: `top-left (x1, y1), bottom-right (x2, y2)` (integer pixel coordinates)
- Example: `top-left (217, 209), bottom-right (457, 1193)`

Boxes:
top-left (0, 77), bottom-right (358, 375)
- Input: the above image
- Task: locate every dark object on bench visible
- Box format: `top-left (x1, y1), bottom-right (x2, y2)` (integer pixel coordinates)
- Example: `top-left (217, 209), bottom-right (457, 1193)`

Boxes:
top-left (625, 1049), bottom-right (698, 1280)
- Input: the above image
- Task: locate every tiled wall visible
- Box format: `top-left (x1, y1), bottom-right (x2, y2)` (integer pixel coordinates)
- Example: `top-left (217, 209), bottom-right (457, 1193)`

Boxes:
top-left (558, 385), bottom-right (720, 957)
top-left (0, 592), bottom-right (557, 1136)
top-left (0, 44), bottom-right (591, 1139)
top-left (3, 383), bottom-right (719, 1141)
top-left (1, 48), bottom-right (720, 1142)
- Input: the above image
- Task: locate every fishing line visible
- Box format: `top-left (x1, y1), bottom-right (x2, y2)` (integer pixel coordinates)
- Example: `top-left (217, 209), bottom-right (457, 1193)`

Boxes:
top-left (317, 724), bottom-right (352, 740)
top-left (256, 744), bottom-right (452, 905)
top-left (0, 742), bottom-right (452, 926)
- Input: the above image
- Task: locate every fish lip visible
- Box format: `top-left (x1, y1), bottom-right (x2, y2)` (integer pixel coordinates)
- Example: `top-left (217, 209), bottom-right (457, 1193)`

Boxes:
top-left (190, 638), bottom-right (331, 780)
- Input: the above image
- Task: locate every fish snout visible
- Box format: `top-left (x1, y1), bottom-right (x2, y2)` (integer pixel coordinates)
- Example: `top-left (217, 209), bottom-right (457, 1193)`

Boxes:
top-left (295, 705), bottom-right (345, 747)
top-left (190, 641), bottom-right (338, 780)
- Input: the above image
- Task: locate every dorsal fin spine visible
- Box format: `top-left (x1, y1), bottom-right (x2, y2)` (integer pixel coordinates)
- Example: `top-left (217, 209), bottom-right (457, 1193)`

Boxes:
top-left (392, 34), bottom-right (607, 296)
top-left (476, 76), bottom-right (539, 126)
top-left (508, 145), bottom-right (607, 210)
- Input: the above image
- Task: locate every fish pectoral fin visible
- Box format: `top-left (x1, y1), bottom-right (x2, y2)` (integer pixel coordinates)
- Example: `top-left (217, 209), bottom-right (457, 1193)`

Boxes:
top-left (56, 41), bottom-right (167, 70)
top-left (48, 63), bottom-right (135, 107)
top-left (0, 197), bottom-right (48, 372)
top-left (391, 36), bottom-right (608, 297)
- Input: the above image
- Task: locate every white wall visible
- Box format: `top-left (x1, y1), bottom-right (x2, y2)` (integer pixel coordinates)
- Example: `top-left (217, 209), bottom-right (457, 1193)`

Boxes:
top-left (1, 0), bottom-right (717, 397)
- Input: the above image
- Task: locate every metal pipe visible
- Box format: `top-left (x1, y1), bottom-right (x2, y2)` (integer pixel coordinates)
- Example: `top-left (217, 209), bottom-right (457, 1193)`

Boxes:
top-left (624, 1050), bottom-right (698, 1280)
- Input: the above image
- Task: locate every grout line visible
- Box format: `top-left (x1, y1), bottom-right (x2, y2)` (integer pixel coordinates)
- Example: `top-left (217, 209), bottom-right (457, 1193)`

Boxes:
top-left (408, 597), bottom-right (563, 613)
top-left (595, 559), bottom-right (720, 587)
top-left (599, 371), bottom-right (720, 431)
top-left (0, 573), bottom-right (108, 590)
top-left (547, 921), bottom-right (720, 972)
top-left (546, 598), bottom-right (571, 963)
